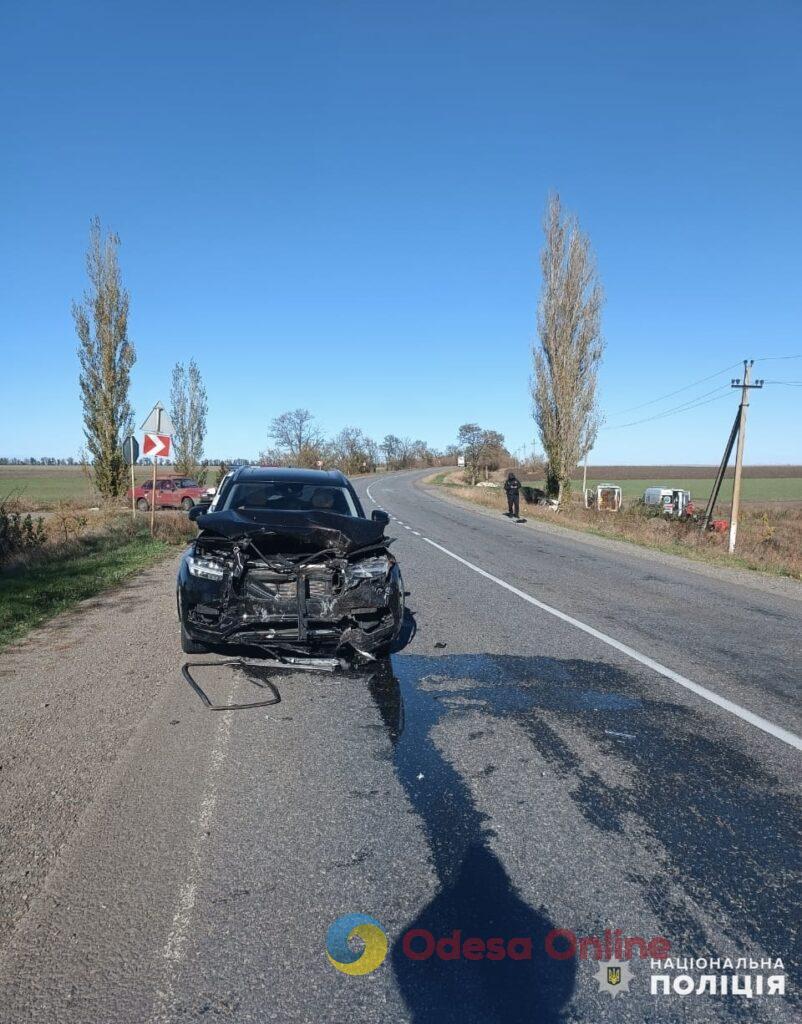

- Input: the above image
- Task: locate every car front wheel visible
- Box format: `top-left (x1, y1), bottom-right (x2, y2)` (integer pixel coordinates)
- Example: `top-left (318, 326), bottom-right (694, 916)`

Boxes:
top-left (136, 497), bottom-right (149, 512)
top-left (177, 591), bottom-right (209, 654)
top-left (181, 496), bottom-right (194, 511)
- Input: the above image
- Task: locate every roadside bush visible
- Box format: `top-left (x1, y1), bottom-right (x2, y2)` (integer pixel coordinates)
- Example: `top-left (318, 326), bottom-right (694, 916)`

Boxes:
top-left (51, 501), bottom-right (89, 543)
top-left (151, 514), bottom-right (197, 545)
top-left (0, 500), bottom-right (46, 566)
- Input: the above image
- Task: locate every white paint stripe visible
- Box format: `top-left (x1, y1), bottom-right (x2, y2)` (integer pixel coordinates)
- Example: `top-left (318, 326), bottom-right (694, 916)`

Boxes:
top-left (421, 536), bottom-right (802, 752)
top-left (412, 531), bottom-right (421, 536)
top-left (149, 701), bottom-right (234, 1022)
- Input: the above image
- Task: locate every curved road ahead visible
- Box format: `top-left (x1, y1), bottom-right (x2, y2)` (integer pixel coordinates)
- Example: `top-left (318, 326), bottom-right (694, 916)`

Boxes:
top-left (0, 469), bottom-right (799, 1023)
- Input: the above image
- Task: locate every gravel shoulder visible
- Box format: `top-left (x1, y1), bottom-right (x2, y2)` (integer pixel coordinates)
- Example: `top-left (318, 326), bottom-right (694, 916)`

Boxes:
top-left (0, 557), bottom-right (180, 948)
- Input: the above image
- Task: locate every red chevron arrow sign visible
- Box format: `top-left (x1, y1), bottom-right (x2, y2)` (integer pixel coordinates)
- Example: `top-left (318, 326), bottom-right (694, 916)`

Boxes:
top-left (142, 433), bottom-right (171, 458)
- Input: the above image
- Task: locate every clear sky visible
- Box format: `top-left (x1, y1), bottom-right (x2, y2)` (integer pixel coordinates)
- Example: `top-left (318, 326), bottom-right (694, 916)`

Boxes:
top-left (1, 0), bottom-right (800, 463)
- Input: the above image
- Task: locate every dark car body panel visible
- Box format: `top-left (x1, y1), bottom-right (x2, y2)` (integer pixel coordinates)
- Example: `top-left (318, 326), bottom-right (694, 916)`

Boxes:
top-left (193, 507), bottom-right (386, 554)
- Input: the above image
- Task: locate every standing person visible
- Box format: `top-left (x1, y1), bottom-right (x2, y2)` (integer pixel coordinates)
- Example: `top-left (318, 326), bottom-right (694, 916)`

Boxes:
top-left (504, 471), bottom-right (521, 519)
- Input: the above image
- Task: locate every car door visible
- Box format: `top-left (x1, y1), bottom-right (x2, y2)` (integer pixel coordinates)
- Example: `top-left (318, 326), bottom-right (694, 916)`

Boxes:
top-left (158, 479), bottom-right (176, 508)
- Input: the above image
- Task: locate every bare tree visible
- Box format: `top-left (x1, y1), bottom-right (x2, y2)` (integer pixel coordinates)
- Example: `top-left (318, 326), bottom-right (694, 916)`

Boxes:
top-left (263, 409), bottom-right (325, 467)
top-left (73, 218), bottom-right (136, 499)
top-left (479, 429), bottom-right (507, 478)
top-left (531, 193), bottom-right (604, 502)
top-left (330, 427), bottom-right (378, 474)
top-left (170, 359), bottom-right (208, 482)
top-left (381, 435), bottom-right (420, 470)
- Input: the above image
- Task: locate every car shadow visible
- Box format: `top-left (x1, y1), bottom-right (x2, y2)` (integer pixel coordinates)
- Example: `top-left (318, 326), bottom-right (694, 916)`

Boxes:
top-left (366, 659), bottom-right (575, 1023)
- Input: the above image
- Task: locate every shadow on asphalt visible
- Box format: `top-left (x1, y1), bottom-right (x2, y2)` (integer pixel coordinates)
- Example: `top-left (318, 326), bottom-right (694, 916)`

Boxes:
top-left (368, 657), bottom-right (575, 1024)
top-left (367, 653), bottom-right (801, 1019)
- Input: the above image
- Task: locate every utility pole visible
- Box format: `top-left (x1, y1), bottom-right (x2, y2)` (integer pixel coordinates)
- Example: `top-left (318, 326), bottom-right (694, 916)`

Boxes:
top-left (728, 360), bottom-right (763, 554)
top-left (581, 449), bottom-right (589, 495)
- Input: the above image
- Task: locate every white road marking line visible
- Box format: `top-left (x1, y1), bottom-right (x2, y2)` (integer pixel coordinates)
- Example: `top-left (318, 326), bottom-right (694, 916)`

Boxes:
top-left (365, 479), bottom-right (801, 749)
top-left (412, 531), bottom-right (421, 536)
top-left (149, 698), bottom-right (234, 1022)
top-left (421, 536), bottom-right (802, 753)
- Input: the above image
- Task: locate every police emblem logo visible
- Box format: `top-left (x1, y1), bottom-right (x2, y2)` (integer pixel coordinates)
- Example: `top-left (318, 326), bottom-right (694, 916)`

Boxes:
top-left (594, 958), bottom-right (633, 998)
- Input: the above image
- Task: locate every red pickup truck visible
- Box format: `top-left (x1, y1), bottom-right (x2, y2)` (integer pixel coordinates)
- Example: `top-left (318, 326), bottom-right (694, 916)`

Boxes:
top-left (128, 476), bottom-right (206, 512)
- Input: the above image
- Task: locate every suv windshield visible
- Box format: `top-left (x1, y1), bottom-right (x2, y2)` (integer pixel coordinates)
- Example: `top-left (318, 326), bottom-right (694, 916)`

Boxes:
top-left (223, 481), bottom-right (358, 517)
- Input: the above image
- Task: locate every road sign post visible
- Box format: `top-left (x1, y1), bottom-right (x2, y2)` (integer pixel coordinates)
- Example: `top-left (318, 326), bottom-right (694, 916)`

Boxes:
top-left (140, 403), bottom-right (174, 537)
top-left (122, 435), bottom-right (140, 520)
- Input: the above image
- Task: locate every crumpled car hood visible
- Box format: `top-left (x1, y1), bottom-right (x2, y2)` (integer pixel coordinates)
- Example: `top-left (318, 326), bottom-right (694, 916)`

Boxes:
top-left (194, 508), bottom-right (388, 555)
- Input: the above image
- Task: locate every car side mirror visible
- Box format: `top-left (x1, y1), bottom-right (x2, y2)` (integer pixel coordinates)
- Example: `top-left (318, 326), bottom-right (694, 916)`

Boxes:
top-left (188, 502), bottom-right (211, 522)
top-left (371, 509), bottom-right (390, 526)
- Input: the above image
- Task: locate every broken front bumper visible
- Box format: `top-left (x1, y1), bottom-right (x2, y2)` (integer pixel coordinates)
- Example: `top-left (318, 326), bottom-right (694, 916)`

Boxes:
top-left (180, 561), bottom-right (403, 655)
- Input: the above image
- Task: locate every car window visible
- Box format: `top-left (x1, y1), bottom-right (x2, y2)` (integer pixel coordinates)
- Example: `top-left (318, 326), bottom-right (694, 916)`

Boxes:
top-left (160, 480), bottom-right (173, 490)
top-left (209, 473), bottom-right (232, 511)
top-left (223, 482), bottom-right (358, 516)
top-left (142, 481), bottom-right (152, 490)
top-left (181, 479), bottom-right (199, 488)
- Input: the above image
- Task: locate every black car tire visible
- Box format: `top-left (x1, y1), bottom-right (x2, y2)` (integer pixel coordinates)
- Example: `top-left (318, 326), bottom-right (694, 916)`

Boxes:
top-left (137, 497), bottom-right (149, 512)
top-left (181, 619), bottom-right (209, 655)
top-left (177, 591), bottom-right (209, 654)
top-left (181, 496), bottom-right (194, 511)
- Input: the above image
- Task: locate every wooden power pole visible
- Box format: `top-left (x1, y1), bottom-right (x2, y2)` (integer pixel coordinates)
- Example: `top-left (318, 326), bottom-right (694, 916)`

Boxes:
top-left (728, 360), bottom-right (763, 554)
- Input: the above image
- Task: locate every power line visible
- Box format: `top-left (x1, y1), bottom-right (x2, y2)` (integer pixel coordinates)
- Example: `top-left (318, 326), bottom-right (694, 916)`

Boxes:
top-left (602, 386), bottom-right (733, 431)
top-left (764, 380), bottom-right (802, 386)
top-left (605, 362), bottom-right (742, 418)
top-left (754, 354), bottom-right (802, 362)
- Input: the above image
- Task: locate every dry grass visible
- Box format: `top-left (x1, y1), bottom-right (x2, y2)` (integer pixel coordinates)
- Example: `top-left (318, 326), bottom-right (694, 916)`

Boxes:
top-left (430, 475), bottom-right (802, 580)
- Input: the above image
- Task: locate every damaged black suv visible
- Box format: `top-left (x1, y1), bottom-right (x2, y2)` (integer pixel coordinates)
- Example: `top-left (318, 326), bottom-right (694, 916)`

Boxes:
top-left (177, 467), bottom-right (404, 661)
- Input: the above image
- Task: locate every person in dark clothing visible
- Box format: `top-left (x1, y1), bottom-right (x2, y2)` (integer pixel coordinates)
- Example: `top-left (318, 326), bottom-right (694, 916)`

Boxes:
top-left (504, 471), bottom-right (521, 518)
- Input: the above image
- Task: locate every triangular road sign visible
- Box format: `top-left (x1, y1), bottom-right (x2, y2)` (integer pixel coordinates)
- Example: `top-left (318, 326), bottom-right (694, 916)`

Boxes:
top-left (140, 402), bottom-right (174, 435)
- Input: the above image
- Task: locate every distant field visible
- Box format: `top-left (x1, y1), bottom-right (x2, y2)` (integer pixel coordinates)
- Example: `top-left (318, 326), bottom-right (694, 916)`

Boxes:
top-left (577, 465), bottom-right (802, 480)
top-left (0, 465), bottom-right (220, 508)
top-left (565, 476), bottom-right (802, 504)
top-left (3, 464), bottom-right (802, 509)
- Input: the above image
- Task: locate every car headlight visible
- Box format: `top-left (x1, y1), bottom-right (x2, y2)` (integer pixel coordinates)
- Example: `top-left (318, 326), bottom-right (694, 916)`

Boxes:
top-left (188, 555), bottom-right (228, 581)
top-left (347, 555), bottom-right (391, 580)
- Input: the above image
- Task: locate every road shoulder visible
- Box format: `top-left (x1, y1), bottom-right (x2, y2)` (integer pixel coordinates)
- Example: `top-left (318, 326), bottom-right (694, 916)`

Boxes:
top-left (418, 477), bottom-right (802, 603)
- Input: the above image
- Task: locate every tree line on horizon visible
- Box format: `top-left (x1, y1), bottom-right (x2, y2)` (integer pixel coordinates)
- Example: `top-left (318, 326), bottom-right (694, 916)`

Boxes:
top-left (71, 194), bottom-right (604, 503)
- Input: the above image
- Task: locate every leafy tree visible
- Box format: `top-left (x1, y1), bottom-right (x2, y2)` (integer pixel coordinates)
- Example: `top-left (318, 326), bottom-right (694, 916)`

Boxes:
top-left (531, 194), bottom-right (604, 502)
top-left (457, 423), bottom-right (488, 484)
top-left (73, 218), bottom-right (135, 499)
top-left (170, 359), bottom-right (208, 482)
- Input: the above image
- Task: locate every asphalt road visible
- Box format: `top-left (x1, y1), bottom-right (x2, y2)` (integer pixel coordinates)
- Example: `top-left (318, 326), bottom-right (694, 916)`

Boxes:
top-left (0, 469), bottom-right (800, 1023)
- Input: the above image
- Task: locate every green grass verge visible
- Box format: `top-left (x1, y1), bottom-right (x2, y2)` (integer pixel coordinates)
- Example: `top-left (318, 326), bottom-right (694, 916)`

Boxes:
top-left (0, 531), bottom-right (174, 649)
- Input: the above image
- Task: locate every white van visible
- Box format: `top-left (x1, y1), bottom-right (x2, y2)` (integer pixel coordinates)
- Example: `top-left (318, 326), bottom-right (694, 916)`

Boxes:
top-left (643, 487), bottom-right (692, 516)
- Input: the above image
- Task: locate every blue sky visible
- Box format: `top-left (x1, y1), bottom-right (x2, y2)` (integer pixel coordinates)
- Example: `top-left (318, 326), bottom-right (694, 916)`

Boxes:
top-left (1, 0), bottom-right (800, 463)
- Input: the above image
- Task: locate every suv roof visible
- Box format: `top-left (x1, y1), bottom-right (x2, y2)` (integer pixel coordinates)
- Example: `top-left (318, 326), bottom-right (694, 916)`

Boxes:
top-left (229, 466), bottom-right (349, 486)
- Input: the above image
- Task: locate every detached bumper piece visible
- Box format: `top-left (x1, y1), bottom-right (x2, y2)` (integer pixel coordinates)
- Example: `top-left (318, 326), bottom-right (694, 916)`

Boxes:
top-left (181, 659), bottom-right (282, 711)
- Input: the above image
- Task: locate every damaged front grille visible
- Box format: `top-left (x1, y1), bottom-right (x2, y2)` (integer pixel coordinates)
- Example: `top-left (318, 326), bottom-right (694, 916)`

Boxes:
top-left (244, 566), bottom-right (339, 602)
